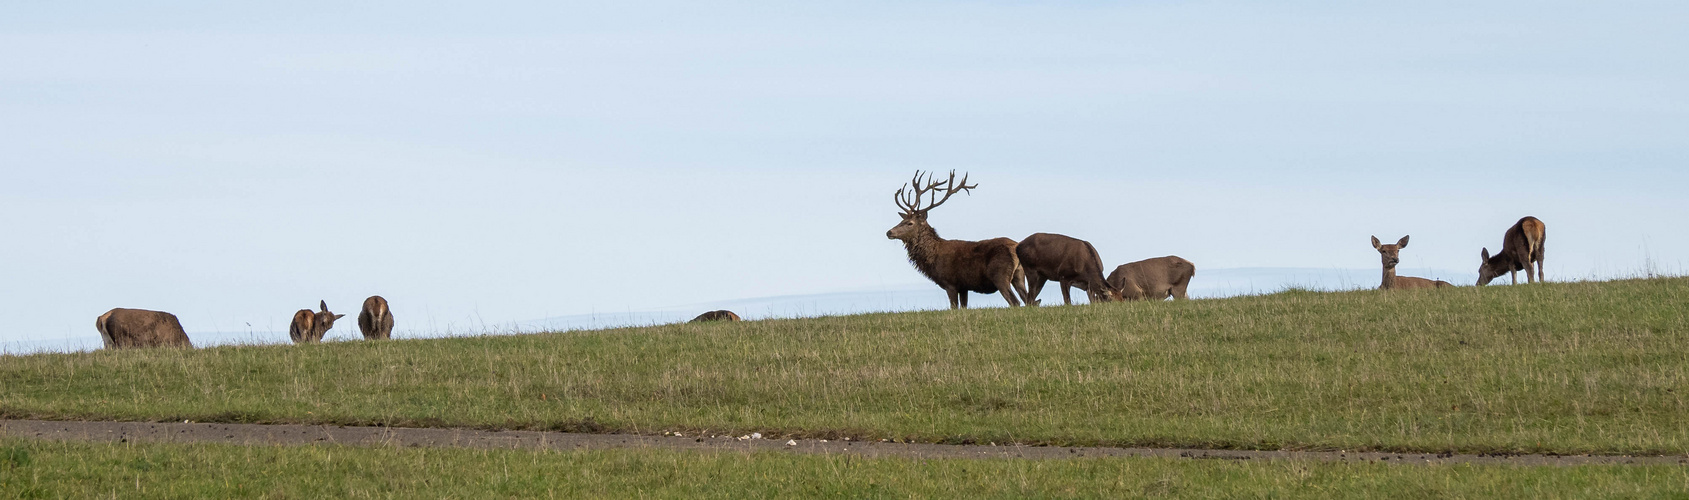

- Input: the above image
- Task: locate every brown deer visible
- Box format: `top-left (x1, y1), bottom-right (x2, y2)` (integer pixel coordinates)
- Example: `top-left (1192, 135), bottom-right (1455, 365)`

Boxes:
top-left (95, 308), bottom-right (193, 349)
top-left (357, 295), bottom-right (394, 340)
top-left (885, 170), bottom-right (1030, 309)
top-left (289, 300), bottom-right (344, 344)
top-left (1371, 235), bottom-right (1454, 290)
top-left (689, 310), bottom-right (742, 323)
top-left (1017, 233), bottom-right (1122, 306)
top-left (1106, 256), bottom-right (1196, 301)
top-left (1478, 216), bottom-right (1547, 286)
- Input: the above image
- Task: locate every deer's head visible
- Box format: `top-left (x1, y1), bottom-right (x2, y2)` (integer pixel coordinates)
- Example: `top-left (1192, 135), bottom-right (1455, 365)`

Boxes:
top-left (1476, 248), bottom-right (1502, 286)
top-left (314, 300), bottom-right (345, 331)
top-left (886, 170), bottom-right (975, 241)
top-left (1371, 235), bottom-right (1410, 270)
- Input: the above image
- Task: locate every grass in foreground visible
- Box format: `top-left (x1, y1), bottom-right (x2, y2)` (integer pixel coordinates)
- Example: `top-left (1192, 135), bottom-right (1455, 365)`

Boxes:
top-left (3, 278), bottom-right (1687, 455)
top-left (2, 439), bottom-right (1685, 499)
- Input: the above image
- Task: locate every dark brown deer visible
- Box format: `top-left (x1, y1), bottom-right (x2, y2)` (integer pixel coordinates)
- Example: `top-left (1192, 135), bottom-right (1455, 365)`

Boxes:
top-left (886, 170), bottom-right (1030, 309)
top-left (689, 310), bottom-right (742, 323)
top-left (1478, 216), bottom-right (1547, 286)
top-left (1106, 256), bottom-right (1196, 301)
top-left (1371, 235), bottom-right (1454, 290)
top-left (357, 295), bottom-right (394, 340)
top-left (1017, 233), bottom-right (1122, 306)
top-left (95, 308), bottom-right (192, 349)
top-left (289, 300), bottom-right (344, 344)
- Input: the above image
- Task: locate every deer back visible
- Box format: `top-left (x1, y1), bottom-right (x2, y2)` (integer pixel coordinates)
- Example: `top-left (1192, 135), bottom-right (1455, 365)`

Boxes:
top-left (97, 308), bottom-right (192, 349)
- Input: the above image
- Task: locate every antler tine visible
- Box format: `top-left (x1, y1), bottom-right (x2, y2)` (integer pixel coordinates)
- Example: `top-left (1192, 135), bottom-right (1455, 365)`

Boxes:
top-left (922, 170), bottom-right (976, 212)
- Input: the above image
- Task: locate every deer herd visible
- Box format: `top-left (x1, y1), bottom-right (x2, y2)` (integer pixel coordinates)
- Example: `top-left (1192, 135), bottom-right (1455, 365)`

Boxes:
top-left (90, 171), bottom-right (1548, 350)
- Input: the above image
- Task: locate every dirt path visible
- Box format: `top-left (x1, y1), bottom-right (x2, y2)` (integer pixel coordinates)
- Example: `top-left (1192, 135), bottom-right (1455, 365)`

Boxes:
top-left (3, 419), bottom-right (1684, 467)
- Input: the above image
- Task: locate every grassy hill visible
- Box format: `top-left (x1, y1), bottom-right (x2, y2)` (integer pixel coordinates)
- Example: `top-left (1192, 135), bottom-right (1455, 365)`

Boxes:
top-left (3, 278), bottom-right (1686, 455)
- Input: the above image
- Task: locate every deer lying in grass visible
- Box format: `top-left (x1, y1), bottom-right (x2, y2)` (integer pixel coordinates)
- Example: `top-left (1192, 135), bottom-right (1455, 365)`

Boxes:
top-left (689, 310), bottom-right (741, 323)
top-left (1106, 256), bottom-right (1195, 301)
top-left (1478, 216), bottom-right (1547, 286)
top-left (1371, 235), bottom-right (1453, 290)
top-left (886, 170), bottom-right (1030, 309)
top-left (95, 308), bottom-right (192, 349)
top-left (1017, 233), bottom-right (1121, 306)
top-left (289, 300), bottom-right (344, 344)
top-left (358, 296), bottom-right (394, 340)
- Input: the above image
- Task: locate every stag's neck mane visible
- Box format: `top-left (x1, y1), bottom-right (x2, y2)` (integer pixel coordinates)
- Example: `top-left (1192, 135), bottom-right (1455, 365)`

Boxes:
top-left (899, 223), bottom-right (947, 282)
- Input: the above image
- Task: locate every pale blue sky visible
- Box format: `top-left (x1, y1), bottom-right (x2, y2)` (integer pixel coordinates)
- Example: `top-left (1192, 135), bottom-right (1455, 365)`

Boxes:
top-left (3, 1), bottom-right (1686, 344)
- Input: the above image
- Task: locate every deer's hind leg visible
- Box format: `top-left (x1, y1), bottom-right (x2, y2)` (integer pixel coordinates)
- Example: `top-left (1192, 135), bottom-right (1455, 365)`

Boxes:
top-left (1059, 281), bottom-right (1074, 306)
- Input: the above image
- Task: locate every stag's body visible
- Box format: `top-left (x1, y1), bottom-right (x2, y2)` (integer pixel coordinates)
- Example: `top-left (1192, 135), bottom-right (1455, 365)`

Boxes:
top-left (95, 308), bottom-right (192, 349)
top-left (1107, 256), bottom-right (1195, 301)
top-left (689, 310), bottom-right (741, 323)
top-left (357, 295), bottom-right (393, 340)
top-left (1372, 236), bottom-right (1453, 290)
top-left (1478, 216), bottom-right (1547, 286)
top-left (886, 171), bottom-right (1029, 309)
top-left (289, 300), bottom-right (344, 344)
top-left (1017, 233), bottom-right (1119, 306)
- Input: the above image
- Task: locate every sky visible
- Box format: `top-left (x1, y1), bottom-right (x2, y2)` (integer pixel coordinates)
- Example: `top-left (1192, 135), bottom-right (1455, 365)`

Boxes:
top-left (3, 1), bottom-right (1687, 346)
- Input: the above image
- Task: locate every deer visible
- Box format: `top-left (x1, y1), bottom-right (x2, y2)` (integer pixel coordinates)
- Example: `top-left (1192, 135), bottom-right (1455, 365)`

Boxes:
top-left (357, 295), bottom-right (394, 340)
top-left (289, 300), bottom-right (345, 344)
top-left (689, 310), bottom-right (742, 323)
top-left (1478, 216), bottom-right (1547, 286)
top-left (1106, 256), bottom-right (1196, 301)
top-left (885, 170), bottom-right (1030, 309)
top-left (1371, 236), bottom-right (1454, 290)
top-left (1017, 233), bottom-right (1122, 306)
top-left (95, 308), bottom-right (193, 349)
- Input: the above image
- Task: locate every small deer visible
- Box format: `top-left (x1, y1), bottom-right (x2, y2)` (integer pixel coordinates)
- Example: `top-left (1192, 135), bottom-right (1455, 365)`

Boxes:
top-left (357, 295), bottom-right (394, 340)
top-left (1371, 235), bottom-right (1454, 290)
top-left (1478, 216), bottom-right (1547, 286)
top-left (1017, 233), bottom-right (1122, 306)
top-left (95, 308), bottom-right (193, 349)
top-left (886, 170), bottom-right (1030, 309)
top-left (689, 310), bottom-right (742, 323)
top-left (1106, 256), bottom-right (1195, 301)
top-left (289, 300), bottom-right (344, 344)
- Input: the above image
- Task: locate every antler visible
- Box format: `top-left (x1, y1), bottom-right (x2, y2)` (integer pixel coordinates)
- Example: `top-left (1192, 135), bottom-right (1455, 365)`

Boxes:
top-left (894, 170), bottom-right (977, 214)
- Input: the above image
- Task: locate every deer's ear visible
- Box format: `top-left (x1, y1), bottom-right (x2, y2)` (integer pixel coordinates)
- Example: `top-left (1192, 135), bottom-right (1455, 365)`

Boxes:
top-left (1481, 248), bottom-right (1491, 260)
top-left (1370, 236), bottom-right (1382, 249)
top-left (1397, 235), bottom-right (1410, 248)
top-left (320, 300), bottom-right (329, 312)
top-left (334, 314), bottom-right (346, 321)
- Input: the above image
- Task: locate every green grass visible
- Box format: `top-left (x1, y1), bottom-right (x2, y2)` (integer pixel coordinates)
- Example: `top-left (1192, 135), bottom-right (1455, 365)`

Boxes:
top-left (3, 278), bottom-right (1688, 455)
top-left (2, 439), bottom-right (1685, 499)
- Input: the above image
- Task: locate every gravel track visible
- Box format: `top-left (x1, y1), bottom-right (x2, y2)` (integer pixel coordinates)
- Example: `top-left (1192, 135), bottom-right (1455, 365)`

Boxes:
top-left (4, 420), bottom-right (1685, 467)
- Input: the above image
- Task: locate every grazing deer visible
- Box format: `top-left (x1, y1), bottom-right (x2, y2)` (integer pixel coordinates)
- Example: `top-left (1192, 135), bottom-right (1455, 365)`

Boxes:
top-left (1371, 236), bottom-right (1454, 290)
top-left (95, 308), bottom-right (193, 349)
top-left (1106, 256), bottom-right (1196, 301)
top-left (1017, 233), bottom-right (1122, 306)
top-left (1478, 216), bottom-right (1547, 286)
top-left (689, 310), bottom-right (742, 323)
top-left (886, 170), bottom-right (1030, 309)
top-left (357, 295), bottom-right (394, 340)
top-left (289, 300), bottom-right (344, 344)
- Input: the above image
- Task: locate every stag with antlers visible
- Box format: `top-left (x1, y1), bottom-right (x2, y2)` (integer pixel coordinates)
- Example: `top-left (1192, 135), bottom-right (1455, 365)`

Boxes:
top-left (886, 170), bottom-right (1030, 309)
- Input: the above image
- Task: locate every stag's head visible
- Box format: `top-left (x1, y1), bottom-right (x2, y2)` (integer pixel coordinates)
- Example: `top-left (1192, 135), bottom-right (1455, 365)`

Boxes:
top-left (314, 300), bottom-right (346, 330)
top-left (1090, 285), bottom-right (1125, 303)
top-left (1476, 248), bottom-right (1502, 286)
top-left (886, 170), bottom-right (976, 241)
top-left (1371, 235), bottom-right (1410, 270)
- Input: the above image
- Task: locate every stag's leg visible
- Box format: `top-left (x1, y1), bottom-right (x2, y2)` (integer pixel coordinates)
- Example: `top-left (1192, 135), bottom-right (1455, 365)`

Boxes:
top-left (960, 292), bottom-right (971, 309)
top-left (1172, 280), bottom-right (1190, 300)
top-left (1059, 282), bottom-right (1074, 306)
top-left (1024, 274), bottom-right (1046, 306)
top-left (1011, 273), bottom-right (1033, 307)
top-left (994, 280), bottom-right (1023, 307)
top-left (945, 288), bottom-right (960, 310)
top-left (1510, 270), bottom-right (1518, 285)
